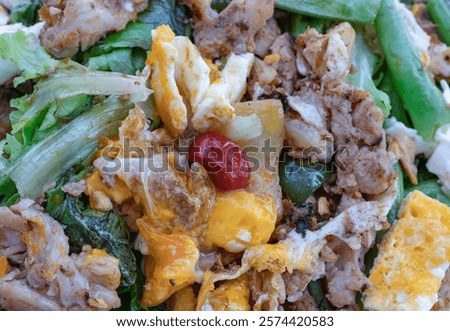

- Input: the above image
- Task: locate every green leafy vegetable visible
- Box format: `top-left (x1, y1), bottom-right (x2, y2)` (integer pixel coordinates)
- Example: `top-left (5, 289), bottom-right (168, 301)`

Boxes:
top-left (10, 0), bottom-right (41, 26)
top-left (0, 175), bottom-right (19, 207)
top-left (137, 0), bottom-right (191, 37)
top-left (275, 0), bottom-right (381, 24)
top-left (87, 48), bottom-right (147, 75)
top-left (45, 169), bottom-right (136, 287)
top-left (117, 253), bottom-right (165, 311)
top-left (86, 22), bottom-right (153, 56)
top-left (2, 96), bottom-right (132, 199)
top-left (308, 279), bottom-right (334, 310)
top-left (376, 0), bottom-right (450, 141)
top-left (7, 61), bottom-right (151, 140)
top-left (348, 30), bottom-right (391, 117)
top-left (0, 29), bottom-right (58, 86)
top-left (81, 0), bottom-right (190, 75)
top-left (280, 158), bottom-right (332, 204)
top-left (290, 15), bottom-right (330, 36)
top-left (379, 69), bottom-right (411, 126)
top-left (211, 0), bottom-right (231, 12)
top-left (405, 180), bottom-right (450, 207)
top-left (427, 0), bottom-right (450, 45)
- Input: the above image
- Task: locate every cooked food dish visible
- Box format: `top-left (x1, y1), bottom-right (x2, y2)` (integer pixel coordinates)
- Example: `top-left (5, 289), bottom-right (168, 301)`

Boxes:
top-left (0, 0), bottom-right (450, 311)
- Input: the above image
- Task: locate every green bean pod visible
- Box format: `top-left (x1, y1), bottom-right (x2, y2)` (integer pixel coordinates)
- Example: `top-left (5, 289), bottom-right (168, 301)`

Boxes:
top-left (275, 0), bottom-right (381, 24)
top-left (376, 0), bottom-right (450, 141)
top-left (427, 0), bottom-right (450, 45)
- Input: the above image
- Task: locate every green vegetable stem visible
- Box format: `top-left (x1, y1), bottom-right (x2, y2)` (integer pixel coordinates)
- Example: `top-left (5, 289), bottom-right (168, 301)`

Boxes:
top-left (375, 0), bottom-right (450, 141)
top-left (427, 0), bottom-right (450, 46)
top-left (275, 0), bottom-right (381, 24)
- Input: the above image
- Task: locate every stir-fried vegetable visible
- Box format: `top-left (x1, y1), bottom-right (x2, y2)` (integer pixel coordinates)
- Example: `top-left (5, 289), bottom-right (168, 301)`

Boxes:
top-left (279, 158), bottom-right (332, 205)
top-left (376, 0), bottom-right (450, 141)
top-left (275, 0), bottom-right (381, 24)
top-left (379, 69), bottom-right (411, 127)
top-left (427, 0), bottom-right (450, 45)
top-left (348, 30), bottom-right (391, 117)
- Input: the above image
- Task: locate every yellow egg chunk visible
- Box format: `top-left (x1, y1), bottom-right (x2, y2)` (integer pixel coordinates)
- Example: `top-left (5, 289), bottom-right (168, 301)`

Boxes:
top-left (169, 286), bottom-right (197, 311)
top-left (205, 191), bottom-right (276, 253)
top-left (209, 274), bottom-right (251, 311)
top-left (0, 256), bottom-right (8, 278)
top-left (364, 191), bottom-right (450, 310)
top-left (146, 25), bottom-right (187, 136)
top-left (138, 220), bottom-right (200, 307)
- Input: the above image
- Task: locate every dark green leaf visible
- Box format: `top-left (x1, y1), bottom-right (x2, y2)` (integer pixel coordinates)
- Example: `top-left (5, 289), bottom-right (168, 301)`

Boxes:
top-left (275, 0), bottom-right (381, 24)
top-left (280, 158), bottom-right (332, 204)
top-left (0, 175), bottom-right (19, 207)
top-left (138, 0), bottom-right (191, 37)
top-left (379, 69), bottom-right (411, 126)
top-left (290, 15), bottom-right (330, 36)
top-left (307, 279), bottom-right (334, 311)
top-left (405, 180), bottom-right (450, 207)
top-left (46, 169), bottom-right (137, 287)
top-left (211, 0), bottom-right (231, 12)
top-left (10, 0), bottom-right (41, 27)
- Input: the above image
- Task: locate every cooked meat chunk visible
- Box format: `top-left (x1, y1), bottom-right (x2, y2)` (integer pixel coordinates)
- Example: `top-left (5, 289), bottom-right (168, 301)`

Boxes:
top-left (253, 17), bottom-right (280, 58)
top-left (269, 33), bottom-right (297, 95)
top-left (0, 199), bottom-right (121, 311)
top-left (285, 93), bottom-right (333, 163)
top-left (295, 23), bottom-right (355, 86)
top-left (325, 237), bottom-right (367, 308)
top-left (429, 43), bottom-right (450, 79)
top-left (251, 270), bottom-right (286, 311)
top-left (186, 0), bottom-right (275, 59)
top-left (40, 0), bottom-right (149, 58)
top-left (325, 86), bottom-right (394, 195)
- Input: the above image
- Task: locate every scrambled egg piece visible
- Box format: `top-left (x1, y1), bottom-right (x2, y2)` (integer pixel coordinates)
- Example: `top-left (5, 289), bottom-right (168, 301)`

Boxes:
top-left (208, 274), bottom-right (251, 311)
top-left (364, 191), bottom-right (450, 311)
top-left (0, 256), bottom-right (8, 278)
top-left (146, 25), bottom-right (254, 135)
top-left (205, 191), bottom-right (276, 253)
top-left (172, 36), bottom-right (211, 112)
top-left (169, 286), bottom-right (197, 311)
top-left (138, 220), bottom-right (200, 307)
top-left (85, 170), bottom-right (132, 211)
top-left (193, 53), bottom-right (254, 132)
top-left (146, 25), bottom-right (188, 136)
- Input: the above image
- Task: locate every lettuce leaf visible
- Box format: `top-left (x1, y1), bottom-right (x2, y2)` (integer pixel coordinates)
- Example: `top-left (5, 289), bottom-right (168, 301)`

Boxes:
top-left (0, 26), bottom-right (58, 86)
top-left (348, 30), bottom-right (391, 117)
top-left (2, 96), bottom-right (132, 199)
top-left (1, 61), bottom-right (150, 162)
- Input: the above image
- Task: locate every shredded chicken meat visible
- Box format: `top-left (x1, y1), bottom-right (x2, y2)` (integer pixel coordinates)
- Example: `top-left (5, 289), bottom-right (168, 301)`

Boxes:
top-left (185, 0), bottom-right (275, 59)
top-left (0, 199), bottom-right (121, 311)
top-left (39, 0), bottom-right (149, 58)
